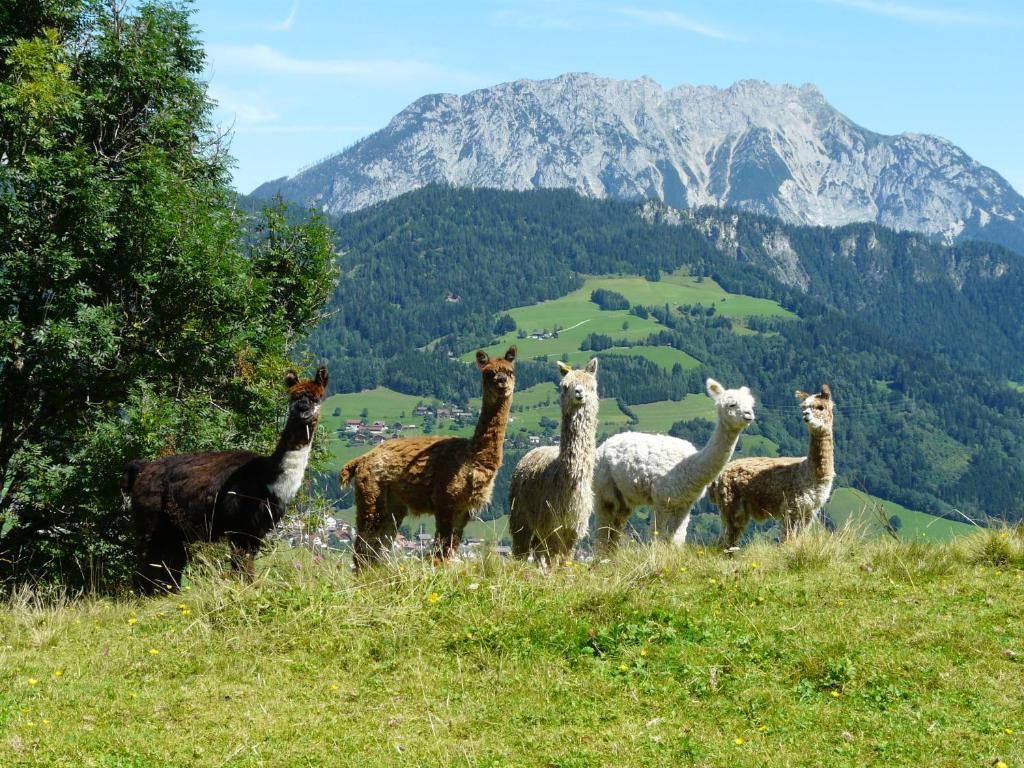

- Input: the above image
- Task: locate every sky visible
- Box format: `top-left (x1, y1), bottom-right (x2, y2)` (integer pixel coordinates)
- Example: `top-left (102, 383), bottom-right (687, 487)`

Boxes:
top-left (195, 0), bottom-right (1024, 195)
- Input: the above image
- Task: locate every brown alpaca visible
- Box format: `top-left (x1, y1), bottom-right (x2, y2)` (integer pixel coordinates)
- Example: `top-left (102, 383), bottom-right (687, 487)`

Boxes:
top-left (123, 367), bottom-right (328, 593)
top-left (341, 347), bottom-right (517, 567)
top-left (709, 385), bottom-right (835, 549)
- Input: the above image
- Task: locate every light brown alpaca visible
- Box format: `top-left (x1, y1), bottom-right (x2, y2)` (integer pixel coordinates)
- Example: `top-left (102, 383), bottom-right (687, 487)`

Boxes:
top-left (709, 385), bottom-right (835, 549)
top-left (340, 347), bottom-right (517, 567)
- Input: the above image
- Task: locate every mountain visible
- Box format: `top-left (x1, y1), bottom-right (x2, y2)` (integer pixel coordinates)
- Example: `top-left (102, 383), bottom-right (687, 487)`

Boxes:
top-left (252, 73), bottom-right (1024, 254)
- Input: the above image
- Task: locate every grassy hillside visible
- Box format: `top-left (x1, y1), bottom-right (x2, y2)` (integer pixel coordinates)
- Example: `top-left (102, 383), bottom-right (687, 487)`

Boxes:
top-left (469, 271), bottom-right (790, 366)
top-left (826, 487), bottom-right (976, 541)
top-left (3, 529), bottom-right (1022, 766)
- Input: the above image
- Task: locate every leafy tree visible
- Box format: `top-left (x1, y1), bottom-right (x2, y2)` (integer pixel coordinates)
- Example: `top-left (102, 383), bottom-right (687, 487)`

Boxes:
top-left (0, 2), bottom-right (336, 588)
top-left (493, 313), bottom-right (517, 334)
top-left (590, 288), bottom-right (629, 311)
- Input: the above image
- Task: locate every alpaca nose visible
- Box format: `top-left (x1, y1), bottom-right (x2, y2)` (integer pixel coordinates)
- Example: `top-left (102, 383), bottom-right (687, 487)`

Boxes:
top-left (574, 386), bottom-right (584, 400)
top-left (743, 410), bottom-right (754, 422)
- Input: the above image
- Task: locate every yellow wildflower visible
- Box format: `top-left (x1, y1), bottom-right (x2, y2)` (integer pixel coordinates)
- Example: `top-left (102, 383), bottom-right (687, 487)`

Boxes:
top-left (52, 670), bottom-right (63, 679)
top-left (128, 617), bottom-right (137, 626)
top-left (750, 562), bottom-right (759, 569)
top-left (330, 684), bottom-right (339, 691)
top-left (831, 690), bottom-right (841, 698)
top-left (639, 649), bottom-right (648, 658)
top-left (995, 762), bottom-right (1008, 768)
top-left (148, 648), bottom-right (160, 656)
top-left (428, 592), bottom-right (440, 604)
top-left (758, 725), bottom-right (768, 732)
top-left (734, 737), bottom-right (745, 745)
top-left (619, 664), bottom-right (628, 672)
top-left (1006, 728), bottom-right (1014, 735)
top-left (28, 678), bottom-right (38, 687)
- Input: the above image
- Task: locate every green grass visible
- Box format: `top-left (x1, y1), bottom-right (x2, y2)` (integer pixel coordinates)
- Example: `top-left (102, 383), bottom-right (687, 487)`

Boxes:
top-left (630, 394), bottom-right (717, 433)
top-left (470, 271), bottom-right (793, 365)
top-left (3, 529), bottom-right (1022, 766)
top-left (826, 487), bottom-right (976, 543)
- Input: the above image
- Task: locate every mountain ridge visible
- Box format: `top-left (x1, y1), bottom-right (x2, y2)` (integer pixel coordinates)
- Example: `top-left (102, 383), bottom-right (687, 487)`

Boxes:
top-left (252, 73), bottom-right (1024, 253)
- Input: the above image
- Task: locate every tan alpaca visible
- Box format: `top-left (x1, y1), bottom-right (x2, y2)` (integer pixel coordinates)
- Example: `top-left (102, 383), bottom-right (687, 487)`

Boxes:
top-left (508, 358), bottom-right (600, 566)
top-left (709, 385), bottom-right (835, 548)
top-left (340, 347), bottom-right (517, 567)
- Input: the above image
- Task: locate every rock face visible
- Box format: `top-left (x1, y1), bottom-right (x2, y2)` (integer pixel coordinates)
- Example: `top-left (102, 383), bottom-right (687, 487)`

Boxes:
top-left (252, 73), bottom-right (1024, 253)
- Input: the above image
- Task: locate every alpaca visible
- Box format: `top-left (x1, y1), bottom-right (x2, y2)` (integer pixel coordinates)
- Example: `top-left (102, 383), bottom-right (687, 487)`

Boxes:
top-left (123, 367), bottom-right (328, 593)
top-left (509, 358), bottom-right (600, 566)
top-left (341, 347), bottom-right (517, 568)
top-left (709, 385), bottom-right (835, 548)
top-left (592, 379), bottom-right (755, 552)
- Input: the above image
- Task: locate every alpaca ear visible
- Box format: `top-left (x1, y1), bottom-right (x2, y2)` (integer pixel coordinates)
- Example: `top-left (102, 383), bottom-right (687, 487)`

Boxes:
top-left (315, 366), bottom-right (329, 389)
top-left (819, 384), bottom-right (831, 400)
top-left (740, 386), bottom-right (750, 395)
top-left (476, 350), bottom-right (490, 369)
top-left (557, 361), bottom-right (572, 376)
top-left (285, 370), bottom-right (299, 388)
top-left (706, 378), bottom-right (724, 400)
top-left (504, 346), bottom-right (517, 363)
top-left (585, 357), bottom-right (599, 375)
top-left (794, 390), bottom-right (810, 402)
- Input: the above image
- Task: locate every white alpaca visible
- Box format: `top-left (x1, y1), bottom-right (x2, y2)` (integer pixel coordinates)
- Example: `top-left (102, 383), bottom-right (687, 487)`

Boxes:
top-left (592, 379), bottom-right (756, 552)
top-left (509, 358), bottom-right (600, 566)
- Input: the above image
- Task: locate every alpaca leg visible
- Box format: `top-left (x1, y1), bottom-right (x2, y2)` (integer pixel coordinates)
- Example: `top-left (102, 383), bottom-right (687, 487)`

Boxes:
top-left (353, 477), bottom-right (388, 569)
top-left (229, 535), bottom-right (260, 581)
top-left (134, 519), bottom-right (187, 594)
top-left (780, 514), bottom-right (799, 542)
top-left (433, 510), bottom-right (469, 562)
top-left (669, 508), bottom-right (693, 546)
top-left (653, 506), bottom-right (687, 544)
top-left (720, 504), bottom-right (749, 550)
top-left (594, 496), bottom-right (624, 555)
top-left (509, 498), bottom-right (533, 560)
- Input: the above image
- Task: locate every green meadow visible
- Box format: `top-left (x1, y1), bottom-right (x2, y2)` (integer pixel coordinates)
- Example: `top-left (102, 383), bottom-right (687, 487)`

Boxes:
top-left (3, 529), bottom-right (1022, 767)
top-left (470, 271), bottom-right (793, 365)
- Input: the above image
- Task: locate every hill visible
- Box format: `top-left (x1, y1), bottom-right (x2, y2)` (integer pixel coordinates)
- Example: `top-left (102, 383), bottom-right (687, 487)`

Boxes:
top-left (251, 73), bottom-right (1024, 254)
top-left (302, 186), bottom-right (1024, 523)
top-left (3, 530), bottom-right (1021, 765)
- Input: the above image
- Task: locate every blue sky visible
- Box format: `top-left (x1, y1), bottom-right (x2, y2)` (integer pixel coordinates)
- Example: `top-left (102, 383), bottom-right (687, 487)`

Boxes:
top-left (195, 1), bottom-right (1024, 195)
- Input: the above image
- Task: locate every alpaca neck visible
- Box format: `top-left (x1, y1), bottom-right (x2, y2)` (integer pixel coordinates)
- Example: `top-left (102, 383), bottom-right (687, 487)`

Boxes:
top-left (558, 402), bottom-right (599, 485)
top-left (678, 418), bottom-right (743, 495)
top-left (272, 414), bottom-right (318, 458)
top-left (267, 414), bottom-right (318, 504)
top-left (806, 428), bottom-right (835, 481)
top-left (470, 392), bottom-right (512, 473)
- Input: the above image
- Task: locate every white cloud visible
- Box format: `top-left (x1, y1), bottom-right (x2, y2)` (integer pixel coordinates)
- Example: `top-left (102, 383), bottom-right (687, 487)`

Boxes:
top-left (206, 44), bottom-right (480, 85)
top-left (208, 85), bottom-right (277, 124)
top-left (271, 1), bottom-right (299, 32)
top-left (616, 6), bottom-right (744, 41)
top-left (815, 0), bottom-right (1010, 26)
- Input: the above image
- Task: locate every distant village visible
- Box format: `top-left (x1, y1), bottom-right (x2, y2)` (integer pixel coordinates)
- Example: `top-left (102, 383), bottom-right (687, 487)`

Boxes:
top-left (284, 516), bottom-right (516, 560)
top-left (336, 400), bottom-right (562, 450)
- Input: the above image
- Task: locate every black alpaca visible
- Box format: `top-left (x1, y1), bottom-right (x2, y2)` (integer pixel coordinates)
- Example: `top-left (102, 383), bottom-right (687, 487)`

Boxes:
top-left (123, 367), bottom-right (328, 593)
